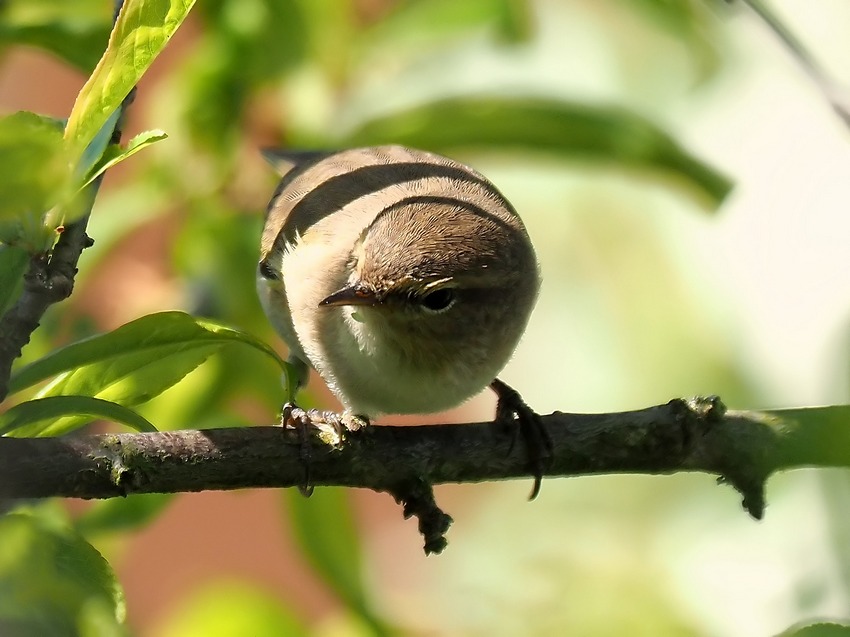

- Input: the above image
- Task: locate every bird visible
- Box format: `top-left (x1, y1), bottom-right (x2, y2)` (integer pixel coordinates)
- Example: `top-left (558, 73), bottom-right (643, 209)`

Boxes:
top-left (257, 145), bottom-right (549, 494)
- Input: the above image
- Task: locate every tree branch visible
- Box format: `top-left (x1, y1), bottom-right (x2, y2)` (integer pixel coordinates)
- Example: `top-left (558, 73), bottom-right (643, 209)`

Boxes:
top-left (1, 397), bottom-right (843, 553)
top-left (0, 224), bottom-right (90, 401)
top-left (0, 0), bottom-right (131, 403)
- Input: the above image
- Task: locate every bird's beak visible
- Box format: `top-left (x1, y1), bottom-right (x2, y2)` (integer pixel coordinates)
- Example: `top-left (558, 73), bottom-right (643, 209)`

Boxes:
top-left (319, 284), bottom-right (379, 307)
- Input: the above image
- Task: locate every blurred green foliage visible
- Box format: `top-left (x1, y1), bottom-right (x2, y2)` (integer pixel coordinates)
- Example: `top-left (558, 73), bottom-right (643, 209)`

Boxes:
top-left (284, 487), bottom-right (389, 634)
top-left (1, 0), bottom-right (848, 636)
top-left (0, 0), bottom-right (111, 72)
top-left (341, 95), bottom-right (732, 205)
top-left (75, 493), bottom-right (175, 537)
top-left (0, 506), bottom-right (126, 637)
top-left (152, 581), bottom-right (308, 637)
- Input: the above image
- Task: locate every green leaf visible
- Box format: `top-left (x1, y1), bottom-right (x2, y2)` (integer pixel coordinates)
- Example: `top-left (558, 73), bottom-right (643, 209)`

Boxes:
top-left (5, 312), bottom-right (292, 434)
top-left (0, 244), bottom-right (29, 315)
top-left (155, 582), bottom-right (308, 637)
top-left (20, 344), bottom-right (213, 437)
top-left (0, 396), bottom-right (156, 437)
top-left (81, 130), bottom-right (168, 189)
top-left (285, 488), bottom-right (387, 632)
top-left (64, 0), bottom-right (196, 163)
top-left (0, 0), bottom-right (112, 72)
top-left (76, 109), bottom-right (123, 183)
top-left (0, 112), bottom-right (71, 246)
top-left (778, 622), bottom-right (850, 637)
top-left (342, 96), bottom-right (733, 208)
top-left (76, 493), bottom-right (175, 537)
top-left (0, 511), bottom-right (126, 637)
top-left (9, 311), bottom-right (289, 395)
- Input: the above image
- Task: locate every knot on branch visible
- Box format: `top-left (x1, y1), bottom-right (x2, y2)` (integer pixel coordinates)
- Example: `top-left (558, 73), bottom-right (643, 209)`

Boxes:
top-left (674, 396), bottom-right (768, 520)
top-left (682, 395), bottom-right (727, 421)
top-left (102, 437), bottom-right (147, 496)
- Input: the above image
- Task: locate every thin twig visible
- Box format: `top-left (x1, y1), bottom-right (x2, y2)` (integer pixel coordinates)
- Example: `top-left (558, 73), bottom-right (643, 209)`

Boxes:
top-left (737, 0), bottom-right (850, 126)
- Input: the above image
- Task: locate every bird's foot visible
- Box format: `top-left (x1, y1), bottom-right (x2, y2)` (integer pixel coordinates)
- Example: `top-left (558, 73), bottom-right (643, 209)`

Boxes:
top-left (490, 379), bottom-right (553, 500)
top-left (279, 403), bottom-right (369, 496)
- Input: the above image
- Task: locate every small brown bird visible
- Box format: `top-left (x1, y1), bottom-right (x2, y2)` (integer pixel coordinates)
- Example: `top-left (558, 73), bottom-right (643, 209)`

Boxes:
top-left (257, 145), bottom-right (549, 493)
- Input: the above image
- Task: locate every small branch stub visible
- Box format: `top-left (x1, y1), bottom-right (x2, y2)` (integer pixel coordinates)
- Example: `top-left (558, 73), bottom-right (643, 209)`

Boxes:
top-left (389, 478), bottom-right (454, 555)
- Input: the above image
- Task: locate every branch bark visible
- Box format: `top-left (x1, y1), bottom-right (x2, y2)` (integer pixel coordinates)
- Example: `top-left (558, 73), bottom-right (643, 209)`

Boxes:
top-left (0, 224), bottom-right (91, 401)
top-left (1, 397), bottom-right (842, 553)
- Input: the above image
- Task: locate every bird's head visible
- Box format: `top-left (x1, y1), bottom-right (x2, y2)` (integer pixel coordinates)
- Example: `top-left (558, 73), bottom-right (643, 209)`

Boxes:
top-left (318, 198), bottom-right (539, 369)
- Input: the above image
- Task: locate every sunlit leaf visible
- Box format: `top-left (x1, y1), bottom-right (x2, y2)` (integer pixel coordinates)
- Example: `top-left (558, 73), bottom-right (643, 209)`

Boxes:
top-left (65, 0), bottom-right (196, 163)
top-left (23, 343), bottom-right (214, 435)
top-left (0, 396), bottom-right (156, 437)
top-left (5, 312), bottom-right (291, 434)
top-left (82, 130), bottom-right (168, 189)
top-left (9, 311), bottom-right (289, 394)
top-left (0, 0), bottom-right (111, 72)
top-left (154, 582), bottom-right (307, 637)
top-left (342, 96), bottom-right (733, 208)
top-left (0, 512), bottom-right (126, 637)
top-left (76, 494), bottom-right (175, 537)
top-left (285, 488), bottom-right (387, 632)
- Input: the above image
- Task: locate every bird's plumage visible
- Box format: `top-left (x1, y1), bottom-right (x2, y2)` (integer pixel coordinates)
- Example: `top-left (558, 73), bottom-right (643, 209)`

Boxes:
top-left (257, 145), bottom-right (539, 416)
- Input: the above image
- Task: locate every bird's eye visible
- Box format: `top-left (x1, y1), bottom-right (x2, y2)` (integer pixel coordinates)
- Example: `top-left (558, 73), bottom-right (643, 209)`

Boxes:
top-left (420, 288), bottom-right (456, 312)
top-left (258, 261), bottom-right (278, 280)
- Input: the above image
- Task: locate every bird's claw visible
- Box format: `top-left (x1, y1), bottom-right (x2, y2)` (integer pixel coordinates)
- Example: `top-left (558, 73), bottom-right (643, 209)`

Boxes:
top-left (279, 403), bottom-right (369, 496)
top-left (490, 379), bottom-right (553, 500)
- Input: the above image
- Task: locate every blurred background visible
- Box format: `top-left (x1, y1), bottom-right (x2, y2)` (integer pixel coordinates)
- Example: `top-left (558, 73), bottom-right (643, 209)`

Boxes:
top-left (2, 0), bottom-right (850, 635)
